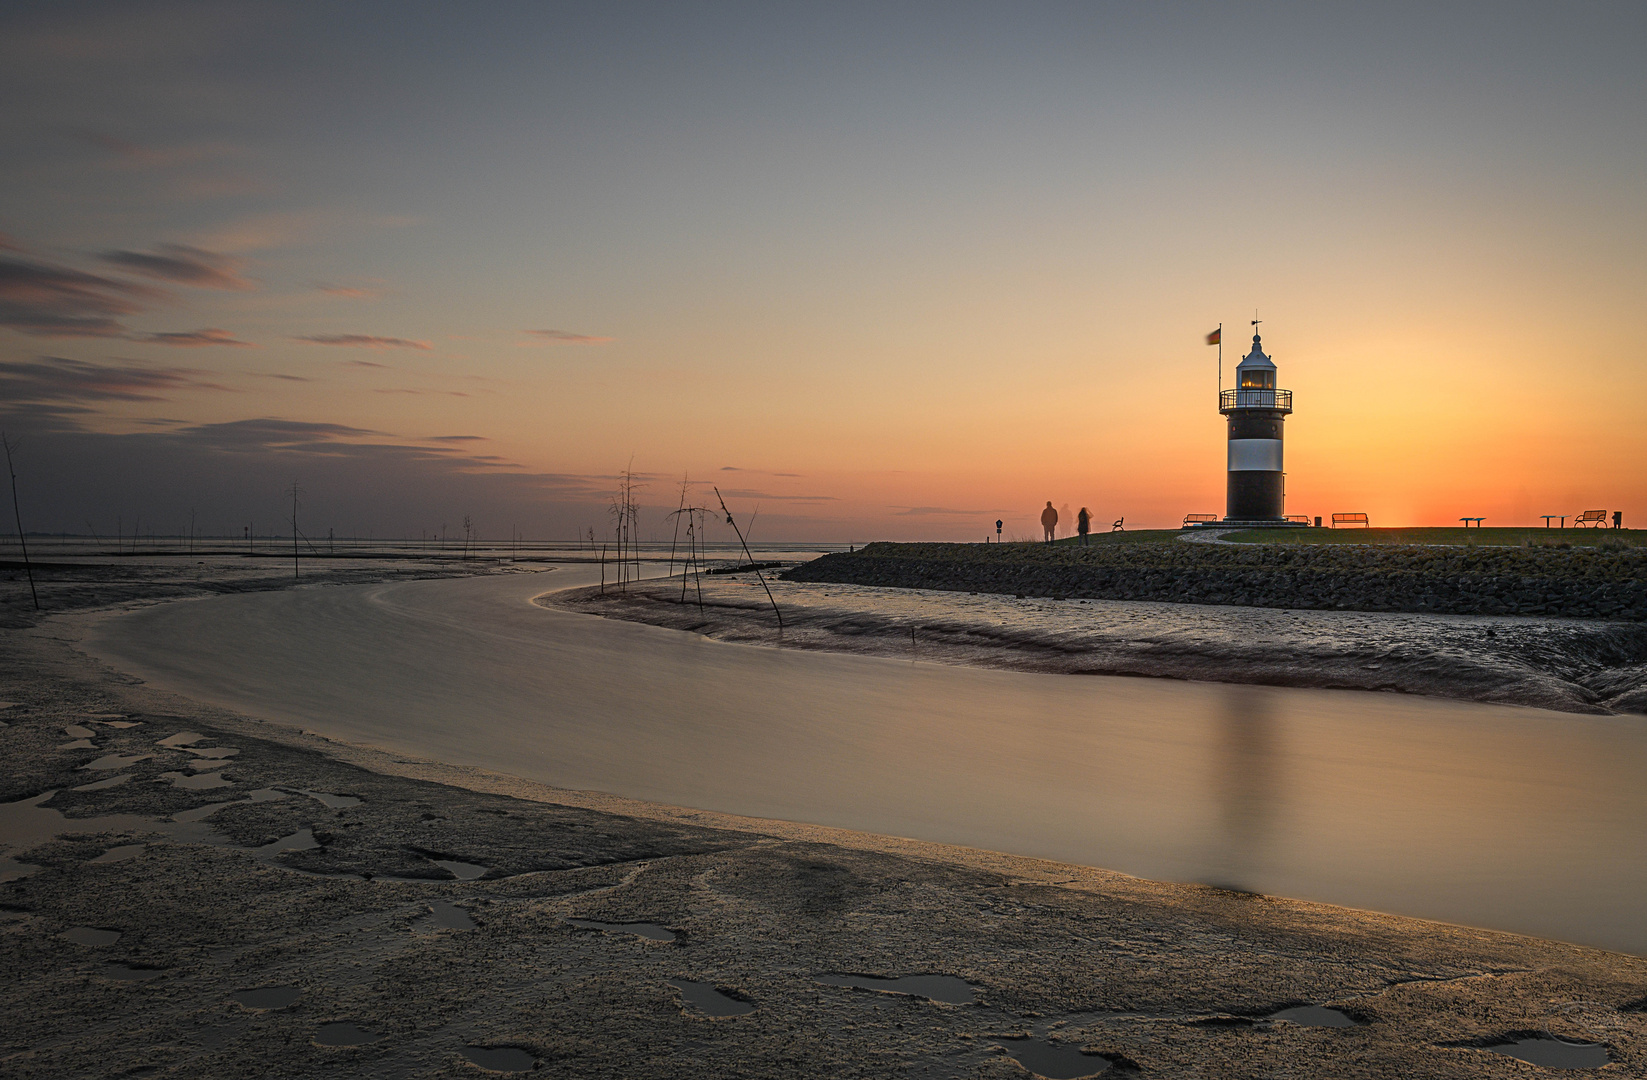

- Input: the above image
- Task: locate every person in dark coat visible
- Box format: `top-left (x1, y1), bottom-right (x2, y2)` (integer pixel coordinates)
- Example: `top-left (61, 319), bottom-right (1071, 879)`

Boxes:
top-left (1077, 507), bottom-right (1091, 545)
top-left (1040, 501), bottom-right (1058, 542)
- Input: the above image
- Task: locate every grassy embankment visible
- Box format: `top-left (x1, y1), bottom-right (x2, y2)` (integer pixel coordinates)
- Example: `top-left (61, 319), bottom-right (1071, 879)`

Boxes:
top-left (1220, 526), bottom-right (1646, 547)
top-left (786, 531), bottom-right (1647, 618)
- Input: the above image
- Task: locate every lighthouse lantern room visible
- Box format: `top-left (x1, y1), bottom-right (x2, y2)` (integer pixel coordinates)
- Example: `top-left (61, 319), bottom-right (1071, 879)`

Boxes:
top-left (1219, 332), bottom-right (1294, 523)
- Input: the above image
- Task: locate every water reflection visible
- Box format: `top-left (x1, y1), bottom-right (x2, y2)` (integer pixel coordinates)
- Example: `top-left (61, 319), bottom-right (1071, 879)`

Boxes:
top-left (1206, 686), bottom-right (1279, 892)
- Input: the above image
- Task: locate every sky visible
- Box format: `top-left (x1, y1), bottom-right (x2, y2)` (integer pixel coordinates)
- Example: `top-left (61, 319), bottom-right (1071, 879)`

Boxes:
top-left (2, 1), bottom-right (1644, 542)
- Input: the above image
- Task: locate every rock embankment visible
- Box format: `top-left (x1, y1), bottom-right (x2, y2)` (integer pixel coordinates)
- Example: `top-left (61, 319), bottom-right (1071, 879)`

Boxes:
top-left (784, 541), bottom-right (1647, 620)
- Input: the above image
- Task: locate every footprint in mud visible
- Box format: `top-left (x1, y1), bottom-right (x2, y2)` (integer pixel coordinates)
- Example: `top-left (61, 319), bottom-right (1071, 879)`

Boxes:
top-left (81, 754), bottom-right (150, 771)
top-left (816, 974), bottom-right (976, 1005)
top-left (73, 774), bottom-right (132, 792)
top-left (62, 926), bottom-right (122, 946)
top-left (1484, 1036), bottom-right (1610, 1069)
top-left (460, 1046), bottom-right (536, 1072)
top-left (566, 918), bottom-right (676, 942)
top-left (668, 979), bottom-right (755, 1017)
top-left (160, 771), bottom-right (234, 790)
top-left (420, 901), bottom-right (476, 930)
top-left (90, 844), bottom-right (146, 864)
top-left (315, 1022), bottom-right (380, 1047)
top-left (999, 1037), bottom-right (1112, 1079)
top-left (287, 789), bottom-right (361, 809)
top-left (1270, 1005), bottom-right (1357, 1028)
top-left (232, 985), bottom-right (302, 1010)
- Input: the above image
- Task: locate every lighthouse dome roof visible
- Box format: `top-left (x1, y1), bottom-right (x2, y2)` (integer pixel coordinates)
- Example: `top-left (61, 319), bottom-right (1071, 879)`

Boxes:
top-left (1236, 332), bottom-right (1275, 370)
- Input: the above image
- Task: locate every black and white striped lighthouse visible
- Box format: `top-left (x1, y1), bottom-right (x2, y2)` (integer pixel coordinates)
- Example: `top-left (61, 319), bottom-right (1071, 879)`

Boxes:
top-left (1219, 331), bottom-right (1293, 522)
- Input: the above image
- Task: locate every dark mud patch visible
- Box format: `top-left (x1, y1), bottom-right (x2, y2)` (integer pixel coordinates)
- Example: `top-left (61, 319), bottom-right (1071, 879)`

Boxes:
top-left (102, 964), bottom-right (164, 982)
top-left (999, 1037), bottom-right (1112, 1078)
top-left (460, 1045), bottom-right (536, 1072)
top-left (232, 985), bottom-right (302, 1010)
top-left (668, 978), bottom-right (755, 1016)
top-left (817, 973), bottom-right (975, 1005)
top-left (315, 1022), bottom-right (379, 1047)
top-left (62, 926), bottom-right (122, 946)
top-left (567, 918), bottom-right (675, 941)
top-left (1270, 1004), bottom-right (1357, 1027)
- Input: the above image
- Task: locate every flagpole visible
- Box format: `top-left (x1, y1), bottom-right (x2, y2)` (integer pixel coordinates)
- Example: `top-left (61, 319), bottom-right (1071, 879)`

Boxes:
top-left (1217, 322), bottom-right (1222, 394)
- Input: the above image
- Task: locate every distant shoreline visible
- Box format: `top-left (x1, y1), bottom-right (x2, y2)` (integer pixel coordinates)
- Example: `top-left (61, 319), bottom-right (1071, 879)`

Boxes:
top-left (549, 575), bottom-right (1647, 715)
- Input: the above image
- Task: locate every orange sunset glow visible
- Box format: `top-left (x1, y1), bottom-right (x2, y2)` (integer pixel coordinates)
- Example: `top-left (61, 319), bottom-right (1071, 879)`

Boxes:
top-left (2, 4), bottom-right (1643, 540)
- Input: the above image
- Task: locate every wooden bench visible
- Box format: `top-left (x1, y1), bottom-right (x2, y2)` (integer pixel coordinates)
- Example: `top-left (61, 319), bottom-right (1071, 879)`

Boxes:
top-left (1112, 517), bottom-right (1125, 532)
top-left (1574, 509), bottom-right (1608, 528)
top-left (1331, 512), bottom-right (1370, 528)
top-left (1285, 515), bottom-right (1312, 524)
top-left (1459, 517), bottom-right (1483, 528)
top-left (1182, 514), bottom-right (1219, 527)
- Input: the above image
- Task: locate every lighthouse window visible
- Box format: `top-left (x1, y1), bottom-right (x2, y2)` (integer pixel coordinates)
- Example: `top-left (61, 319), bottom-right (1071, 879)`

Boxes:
top-left (1239, 369), bottom-right (1274, 389)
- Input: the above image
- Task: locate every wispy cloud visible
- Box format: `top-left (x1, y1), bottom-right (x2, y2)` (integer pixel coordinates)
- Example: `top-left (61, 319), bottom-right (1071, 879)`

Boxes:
top-left (0, 356), bottom-right (234, 404)
top-left (315, 282), bottom-right (384, 300)
top-left (101, 244), bottom-right (253, 290)
top-left (892, 506), bottom-right (990, 516)
top-left (255, 372), bottom-right (311, 382)
top-left (373, 388), bottom-right (469, 397)
top-left (299, 334), bottom-right (431, 351)
top-left (140, 327), bottom-right (255, 347)
top-left (428, 434), bottom-right (487, 442)
top-left (0, 255), bottom-right (161, 338)
top-left (341, 358), bottom-right (388, 368)
top-left (716, 488), bottom-right (837, 502)
top-left (520, 328), bottom-right (613, 345)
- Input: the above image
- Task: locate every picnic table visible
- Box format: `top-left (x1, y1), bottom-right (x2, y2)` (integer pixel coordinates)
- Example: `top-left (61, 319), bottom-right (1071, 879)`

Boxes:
top-left (1459, 517), bottom-right (1483, 528)
top-left (1541, 515), bottom-right (1566, 528)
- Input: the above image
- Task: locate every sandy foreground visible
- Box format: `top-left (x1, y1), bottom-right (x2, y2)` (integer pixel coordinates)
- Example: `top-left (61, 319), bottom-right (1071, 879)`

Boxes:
top-left (2, 560), bottom-right (1645, 1078)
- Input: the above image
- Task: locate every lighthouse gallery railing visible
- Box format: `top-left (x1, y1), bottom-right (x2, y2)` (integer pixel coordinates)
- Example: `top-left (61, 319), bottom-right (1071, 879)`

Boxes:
top-left (1220, 388), bottom-right (1293, 414)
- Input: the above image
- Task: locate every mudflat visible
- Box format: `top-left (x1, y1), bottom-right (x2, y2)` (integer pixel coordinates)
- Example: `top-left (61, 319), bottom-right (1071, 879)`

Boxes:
top-left (3, 560), bottom-right (1644, 1078)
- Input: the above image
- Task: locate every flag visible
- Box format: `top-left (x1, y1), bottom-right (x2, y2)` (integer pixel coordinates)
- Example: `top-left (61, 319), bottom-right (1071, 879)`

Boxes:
top-left (1205, 328), bottom-right (1221, 345)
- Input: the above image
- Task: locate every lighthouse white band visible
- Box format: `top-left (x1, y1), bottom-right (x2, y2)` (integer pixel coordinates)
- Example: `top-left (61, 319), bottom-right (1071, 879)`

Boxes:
top-left (1228, 438), bottom-right (1283, 472)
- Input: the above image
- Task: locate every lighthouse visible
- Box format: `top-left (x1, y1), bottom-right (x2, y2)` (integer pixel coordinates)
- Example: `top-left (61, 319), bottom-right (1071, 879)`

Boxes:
top-left (1220, 331), bottom-right (1293, 522)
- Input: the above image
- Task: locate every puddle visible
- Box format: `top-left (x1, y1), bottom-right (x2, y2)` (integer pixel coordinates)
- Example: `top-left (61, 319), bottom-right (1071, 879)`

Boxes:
top-left (252, 829), bottom-right (319, 858)
top-left (426, 901), bottom-right (475, 930)
top-left (0, 791), bottom-right (148, 854)
top-left (1270, 1005), bottom-right (1356, 1028)
top-left (315, 1022), bottom-right (380, 1047)
top-left (460, 1046), bottom-right (536, 1072)
top-left (247, 788), bottom-right (288, 803)
top-left (289, 789), bottom-right (361, 809)
top-left (172, 801), bottom-right (239, 823)
top-left (73, 774), bottom-right (132, 792)
top-left (232, 985), bottom-right (302, 1010)
top-left (817, 974), bottom-right (976, 1005)
top-left (185, 747), bottom-right (240, 760)
top-left (64, 725), bottom-right (98, 739)
top-left (1, 857), bottom-right (41, 882)
top-left (59, 739), bottom-right (97, 749)
top-left (90, 844), bottom-right (146, 864)
top-left (160, 771), bottom-right (233, 790)
top-left (566, 918), bottom-right (676, 942)
top-left (157, 732), bottom-right (204, 748)
top-left (1000, 1037), bottom-right (1111, 1079)
top-left (668, 979), bottom-right (755, 1017)
top-left (0, 701), bottom-right (19, 709)
top-left (1485, 1037), bottom-right (1610, 1069)
top-left (433, 859), bottom-right (486, 881)
top-left (103, 964), bottom-right (165, 982)
top-left (81, 754), bottom-right (150, 771)
top-left (98, 720), bottom-right (142, 729)
top-left (63, 926), bottom-right (122, 946)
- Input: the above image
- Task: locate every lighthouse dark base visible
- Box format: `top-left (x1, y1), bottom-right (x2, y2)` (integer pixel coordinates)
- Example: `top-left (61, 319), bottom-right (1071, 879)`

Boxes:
top-left (1226, 470), bottom-right (1283, 520)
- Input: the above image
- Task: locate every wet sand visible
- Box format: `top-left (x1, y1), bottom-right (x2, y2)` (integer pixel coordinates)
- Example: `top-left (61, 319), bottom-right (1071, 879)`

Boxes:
top-left (3, 563), bottom-right (1645, 1077)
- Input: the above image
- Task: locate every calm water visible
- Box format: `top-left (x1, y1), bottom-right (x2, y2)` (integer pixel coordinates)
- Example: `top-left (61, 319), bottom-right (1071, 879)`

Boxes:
top-left (89, 568), bottom-right (1647, 955)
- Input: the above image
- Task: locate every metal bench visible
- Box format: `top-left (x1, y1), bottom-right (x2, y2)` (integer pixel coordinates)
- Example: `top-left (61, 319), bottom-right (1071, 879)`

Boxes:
top-left (1112, 517), bottom-right (1125, 533)
top-left (1285, 515), bottom-right (1312, 524)
top-left (1459, 517), bottom-right (1483, 528)
top-left (1574, 509), bottom-right (1608, 528)
top-left (1182, 514), bottom-right (1218, 527)
top-left (1331, 512), bottom-right (1370, 528)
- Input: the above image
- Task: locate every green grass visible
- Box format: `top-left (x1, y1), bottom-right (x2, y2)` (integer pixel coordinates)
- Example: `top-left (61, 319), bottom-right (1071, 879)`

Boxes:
top-left (1047, 529), bottom-right (1183, 546)
top-left (1221, 526), bottom-right (1646, 547)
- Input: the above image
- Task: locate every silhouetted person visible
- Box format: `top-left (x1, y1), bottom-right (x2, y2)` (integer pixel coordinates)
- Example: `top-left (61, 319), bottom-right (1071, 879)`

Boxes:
top-left (1077, 507), bottom-right (1091, 545)
top-left (1616, 511), bottom-right (1624, 530)
top-left (1041, 501), bottom-right (1058, 542)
